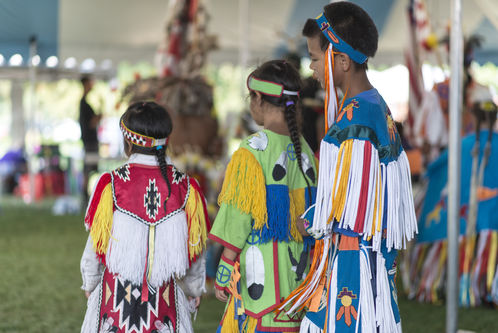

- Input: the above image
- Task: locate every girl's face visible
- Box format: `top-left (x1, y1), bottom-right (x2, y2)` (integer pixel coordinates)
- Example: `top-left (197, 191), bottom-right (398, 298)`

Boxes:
top-left (249, 93), bottom-right (264, 126)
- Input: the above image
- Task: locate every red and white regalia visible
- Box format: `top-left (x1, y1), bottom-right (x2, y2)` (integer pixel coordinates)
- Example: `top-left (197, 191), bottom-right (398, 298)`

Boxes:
top-left (80, 154), bottom-right (209, 333)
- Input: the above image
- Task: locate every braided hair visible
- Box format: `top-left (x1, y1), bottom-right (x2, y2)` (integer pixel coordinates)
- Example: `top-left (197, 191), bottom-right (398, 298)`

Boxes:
top-left (121, 101), bottom-right (173, 212)
top-left (249, 60), bottom-right (312, 205)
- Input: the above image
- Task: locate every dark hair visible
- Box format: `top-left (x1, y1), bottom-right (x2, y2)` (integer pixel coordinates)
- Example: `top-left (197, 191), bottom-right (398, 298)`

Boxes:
top-left (249, 60), bottom-right (312, 205)
top-left (80, 75), bottom-right (93, 86)
top-left (302, 1), bottom-right (378, 70)
top-left (121, 101), bottom-right (173, 212)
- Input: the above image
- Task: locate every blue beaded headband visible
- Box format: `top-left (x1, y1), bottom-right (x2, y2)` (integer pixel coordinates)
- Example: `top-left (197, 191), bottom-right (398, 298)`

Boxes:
top-left (315, 13), bottom-right (368, 64)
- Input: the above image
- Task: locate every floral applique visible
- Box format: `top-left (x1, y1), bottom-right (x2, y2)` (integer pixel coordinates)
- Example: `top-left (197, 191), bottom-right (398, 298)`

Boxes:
top-left (336, 100), bottom-right (359, 122)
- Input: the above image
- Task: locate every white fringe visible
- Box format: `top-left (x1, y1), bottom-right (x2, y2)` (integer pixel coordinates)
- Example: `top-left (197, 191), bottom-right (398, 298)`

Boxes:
top-left (150, 211), bottom-right (189, 287)
top-left (363, 148), bottom-right (379, 242)
top-left (492, 263), bottom-right (498, 304)
top-left (311, 141), bottom-right (339, 236)
top-left (386, 159), bottom-right (401, 251)
top-left (300, 315), bottom-right (323, 333)
top-left (358, 247), bottom-right (376, 333)
top-left (106, 211), bottom-right (148, 284)
top-left (325, 256), bottom-right (338, 332)
top-left (471, 230), bottom-right (489, 306)
top-left (418, 242), bottom-right (441, 302)
top-left (106, 210), bottom-right (189, 287)
top-left (341, 140), bottom-right (365, 231)
top-left (176, 285), bottom-right (194, 333)
top-left (375, 252), bottom-right (398, 332)
top-left (179, 254), bottom-right (206, 297)
top-left (395, 151), bottom-right (418, 250)
top-left (284, 238), bottom-right (332, 315)
top-left (310, 140), bottom-right (417, 252)
top-left (80, 281), bottom-right (101, 333)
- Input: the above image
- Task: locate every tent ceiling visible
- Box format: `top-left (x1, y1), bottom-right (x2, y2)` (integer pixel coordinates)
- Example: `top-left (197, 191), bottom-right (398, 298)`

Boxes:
top-left (1, 0), bottom-right (498, 69)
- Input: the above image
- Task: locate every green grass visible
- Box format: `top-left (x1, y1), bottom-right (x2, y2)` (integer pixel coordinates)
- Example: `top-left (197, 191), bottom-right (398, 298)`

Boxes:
top-left (0, 198), bottom-right (497, 332)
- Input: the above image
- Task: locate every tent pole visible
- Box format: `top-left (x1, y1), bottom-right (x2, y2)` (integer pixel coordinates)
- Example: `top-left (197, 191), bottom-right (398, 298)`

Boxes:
top-left (27, 36), bottom-right (37, 203)
top-left (447, 0), bottom-right (463, 332)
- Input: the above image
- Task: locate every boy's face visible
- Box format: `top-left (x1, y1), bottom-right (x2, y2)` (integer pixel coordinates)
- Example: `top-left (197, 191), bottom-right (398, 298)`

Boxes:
top-left (306, 36), bottom-right (326, 88)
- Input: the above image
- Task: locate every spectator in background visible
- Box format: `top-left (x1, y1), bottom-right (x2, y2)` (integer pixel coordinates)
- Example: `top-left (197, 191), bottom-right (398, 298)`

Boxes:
top-left (79, 75), bottom-right (101, 208)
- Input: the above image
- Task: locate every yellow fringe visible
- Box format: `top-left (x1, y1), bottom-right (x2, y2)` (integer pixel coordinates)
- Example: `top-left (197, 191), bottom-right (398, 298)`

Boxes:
top-left (241, 315), bottom-right (257, 333)
top-left (89, 183), bottom-right (114, 255)
top-left (185, 184), bottom-right (208, 260)
top-left (290, 188), bottom-right (306, 242)
top-left (487, 232), bottom-right (497, 291)
top-left (329, 140), bottom-right (353, 223)
top-left (218, 148), bottom-right (267, 228)
top-left (377, 166), bottom-right (384, 233)
top-left (431, 242), bottom-right (447, 302)
top-left (221, 296), bottom-right (240, 333)
top-left (371, 170), bottom-right (379, 237)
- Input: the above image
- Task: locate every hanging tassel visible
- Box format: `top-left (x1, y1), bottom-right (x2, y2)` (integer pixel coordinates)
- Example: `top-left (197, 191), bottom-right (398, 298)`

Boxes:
top-left (185, 178), bottom-right (209, 260)
top-left (141, 224), bottom-right (156, 303)
top-left (221, 296), bottom-right (240, 333)
top-left (324, 44), bottom-right (339, 133)
top-left (89, 182), bottom-right (114, 260)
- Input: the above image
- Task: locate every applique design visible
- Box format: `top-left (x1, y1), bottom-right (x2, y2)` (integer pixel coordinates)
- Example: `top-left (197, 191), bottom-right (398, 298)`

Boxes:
top-left (105, 282), bottom-right (112, 306)
top-left (246, 228), bottom-right (261, 245)
top-left (286, 143), bottom-right (297, 161)
top-left (336, 287), bottom-right (358, 327)
top-left (386, 112), bottom-right (397, 142)
top-left (272, 151), bottom-right (288, 181)
top-left (152, 317), bottom-right (174, 333)
top-left (171, 166), bottom-right (185, 185)
top-left (113, 278), bottom-right (159, 332)
top-left (144, 179), bottom-right (161, 219)
top-left (287, 246), bottom-right (308, 281)
top-left (336, 99), bottom-right (359, 122)
top-left (246, 239), bottom-right (265, 300)
top-left (248, 131), bottom-right (268, 151)
top-left (216, 265), bottom-right (232, 285)
top-left (274, 307), bottom-right (306, 323)
top-left (100, 313), bottom-right (118, 333)
top-left (301, 153), bottom-right (315, 183)
top-left (114, 164), bottom-right (131, 182)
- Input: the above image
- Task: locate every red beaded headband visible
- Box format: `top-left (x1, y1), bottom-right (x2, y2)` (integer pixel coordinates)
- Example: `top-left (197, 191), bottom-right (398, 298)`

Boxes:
top-left (120, 120), bottom-right (168, 148)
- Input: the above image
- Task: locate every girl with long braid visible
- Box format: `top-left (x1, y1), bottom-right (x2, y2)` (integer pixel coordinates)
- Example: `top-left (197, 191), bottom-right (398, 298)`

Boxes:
top-left (80, 102), bottom-right (210, 333)
top-left (209, 60), bottom-right (318, 332)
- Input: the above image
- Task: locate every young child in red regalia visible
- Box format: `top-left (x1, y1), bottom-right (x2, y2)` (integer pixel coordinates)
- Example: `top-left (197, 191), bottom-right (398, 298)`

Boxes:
top-left (80, 101), bottom-right (210, 333)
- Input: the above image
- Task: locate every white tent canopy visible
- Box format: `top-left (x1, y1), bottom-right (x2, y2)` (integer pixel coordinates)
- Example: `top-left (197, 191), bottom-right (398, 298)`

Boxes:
top-left (0, 0), bottom-right (497, 70)
top-left (56, 0), bottom-right (498, 68)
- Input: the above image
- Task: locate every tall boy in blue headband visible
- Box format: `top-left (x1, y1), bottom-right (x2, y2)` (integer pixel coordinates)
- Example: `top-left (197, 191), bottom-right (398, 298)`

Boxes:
top-left (278, 2), bottom-right (417, 332)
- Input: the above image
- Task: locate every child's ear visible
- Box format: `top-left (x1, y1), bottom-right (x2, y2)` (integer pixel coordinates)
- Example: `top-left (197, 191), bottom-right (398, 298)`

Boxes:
top-left (255, 92), bottom-right (263, 106)
top-left (340, 53), bottom-right (352, 72)
top-left (124, 139), bottom-right (132, 156)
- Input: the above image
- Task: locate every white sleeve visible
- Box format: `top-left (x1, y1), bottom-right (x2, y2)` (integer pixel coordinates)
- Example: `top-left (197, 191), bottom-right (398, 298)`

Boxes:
top-left (80, 235), bottom-right (104, 292)
top-left (178, 254), bottom-right (206, 297)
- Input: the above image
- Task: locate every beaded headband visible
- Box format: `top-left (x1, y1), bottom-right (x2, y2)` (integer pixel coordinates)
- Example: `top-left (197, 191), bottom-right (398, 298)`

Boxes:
top-left (247, 75), bottom-right (299, 97)
top-left (315, 13), bottom-right (368, 64)
top-left (120, 120), bottom-right (168, 148)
